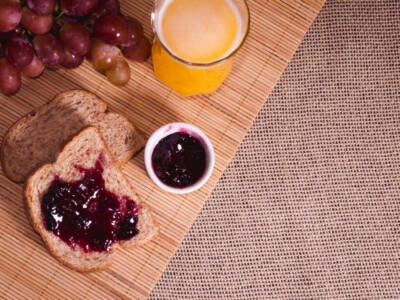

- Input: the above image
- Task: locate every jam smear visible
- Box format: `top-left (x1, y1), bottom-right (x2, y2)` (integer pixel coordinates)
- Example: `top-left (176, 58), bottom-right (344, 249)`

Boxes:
top-left (152, 132), bottom-right (206, 188)
top-left (41, 157), bottom-right (140, 252)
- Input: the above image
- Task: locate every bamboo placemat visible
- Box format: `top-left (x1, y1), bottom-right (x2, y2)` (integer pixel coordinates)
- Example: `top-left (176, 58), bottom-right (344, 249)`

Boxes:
top-left (0, 0), bottom-right (325, 298)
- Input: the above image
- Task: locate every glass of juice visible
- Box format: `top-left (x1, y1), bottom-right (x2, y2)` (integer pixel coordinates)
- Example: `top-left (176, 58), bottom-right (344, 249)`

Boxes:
top-left (151, 0), bottom-right (250, 96)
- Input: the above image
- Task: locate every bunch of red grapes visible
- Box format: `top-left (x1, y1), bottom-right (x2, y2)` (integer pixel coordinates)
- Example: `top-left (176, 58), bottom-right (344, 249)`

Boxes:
top-left (0, 0), bottom-right (151, 95)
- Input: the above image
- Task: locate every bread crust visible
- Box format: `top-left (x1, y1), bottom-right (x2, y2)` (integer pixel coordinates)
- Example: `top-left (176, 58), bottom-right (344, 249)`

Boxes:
top-left (1, 90), bottom-right (145, 183)
top-left (25, 127), bottom-right (158, 272)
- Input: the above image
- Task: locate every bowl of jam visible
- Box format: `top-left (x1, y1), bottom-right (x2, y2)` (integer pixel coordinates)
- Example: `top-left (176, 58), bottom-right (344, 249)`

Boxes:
top-left (145, 123), bottom-right (215, 194)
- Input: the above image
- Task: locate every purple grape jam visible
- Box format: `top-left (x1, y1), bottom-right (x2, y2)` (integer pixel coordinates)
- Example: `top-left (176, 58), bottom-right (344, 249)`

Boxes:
top-left (152, 132), bottom-right (207, 188)
top-left (41, 156), bottom-right (140, 252)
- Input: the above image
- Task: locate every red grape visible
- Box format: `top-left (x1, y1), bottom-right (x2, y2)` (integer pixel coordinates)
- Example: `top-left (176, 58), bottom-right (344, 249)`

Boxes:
top-left (0, 0), bottom-right (22, 32)
top-left (94, 0), bottom-right (120, 17)
top-left (105, 58), bottom-right (130, 86)
top-left (122, 37), bottom-right (151, 62)
top-left (0, 58), bottom-right (21, 94)
top-left (121, 16), bottom-right (143, 48)
top-left (0, 32), bottom-right (9, 42)
top-left (22, 55), bottom-right (45, 77)
top-left (61, 0), bottom-right (99, 16)
top-left (59, 23), bottom-right (90, 56)
top-left (5, 36), bottom-right (34, 68)
top-left (0, 26), bottom-right (24, 41)
top-left (21, 7), bottom-right (53, 35)
top-left (93, 13), bottom-right (128, 45)
top-left (12, 26), bottom-right (24, 37)
top-left (27, 0), bottom-right (56, 16)
top-left (61, 50), bottom-right (84, 69)
top-left (61, 15), bottom-right (81, 23)
top-left (33, 33), bottom-right (64, 66)
top-left (89, 38), bottom-right (119, 71)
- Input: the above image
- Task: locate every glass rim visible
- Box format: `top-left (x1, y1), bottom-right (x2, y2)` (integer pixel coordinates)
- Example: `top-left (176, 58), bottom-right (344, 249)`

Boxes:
top-left (151, 0), bottom-right (250, 67)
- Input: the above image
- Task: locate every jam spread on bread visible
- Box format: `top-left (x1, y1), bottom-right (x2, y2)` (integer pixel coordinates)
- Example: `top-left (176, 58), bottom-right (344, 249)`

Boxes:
top-left (41, 157), bottom-right (140, 252)
top-left (152, 132), bottom-right (206, 188)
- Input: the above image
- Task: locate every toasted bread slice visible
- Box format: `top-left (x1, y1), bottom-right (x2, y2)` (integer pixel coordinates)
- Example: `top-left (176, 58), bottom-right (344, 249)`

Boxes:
top-left (1, 90), bottom-right (145, 183)
top-left (25, 127), bottom-right (158, 272)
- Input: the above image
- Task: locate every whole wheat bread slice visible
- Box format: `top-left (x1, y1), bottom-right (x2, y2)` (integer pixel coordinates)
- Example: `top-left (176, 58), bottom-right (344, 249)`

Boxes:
top-left (25, 127), bottom-right (158, 272)
top-left (1, 90), bottom-right (145, 183)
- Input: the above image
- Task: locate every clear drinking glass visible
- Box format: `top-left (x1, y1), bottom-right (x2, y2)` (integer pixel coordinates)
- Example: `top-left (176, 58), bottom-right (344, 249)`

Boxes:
top-left (151, 0), bottom-right (250, 96)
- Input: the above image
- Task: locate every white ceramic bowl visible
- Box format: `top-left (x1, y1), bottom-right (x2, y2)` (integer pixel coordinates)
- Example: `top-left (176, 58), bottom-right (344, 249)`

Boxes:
top-left (144, 123), bottom-right (215, 194)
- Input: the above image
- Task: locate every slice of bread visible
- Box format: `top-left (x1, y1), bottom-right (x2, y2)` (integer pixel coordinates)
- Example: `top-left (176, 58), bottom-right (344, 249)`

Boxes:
top-left (1, 90), bottom-right (145, 183)
top-left (25, 127), bottom-right (158, 272)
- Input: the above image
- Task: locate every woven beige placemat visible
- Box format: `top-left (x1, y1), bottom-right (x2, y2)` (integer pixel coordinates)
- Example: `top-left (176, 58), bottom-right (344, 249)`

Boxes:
top-left (149, 0), bottom-right (400, 299)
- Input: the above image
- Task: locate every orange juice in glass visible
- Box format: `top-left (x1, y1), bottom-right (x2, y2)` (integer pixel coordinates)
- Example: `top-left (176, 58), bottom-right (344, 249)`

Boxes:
top-left (151, 0), bottom-right (250, 96)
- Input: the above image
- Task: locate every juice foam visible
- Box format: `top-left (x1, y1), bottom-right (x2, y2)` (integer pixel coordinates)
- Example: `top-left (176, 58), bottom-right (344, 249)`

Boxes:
top-left (157, 0), bottom-right (241, 63)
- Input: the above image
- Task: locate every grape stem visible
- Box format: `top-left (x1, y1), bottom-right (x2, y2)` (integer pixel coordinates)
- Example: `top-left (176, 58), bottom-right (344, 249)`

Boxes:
top-left (55, 10), bottom-right (65, 21)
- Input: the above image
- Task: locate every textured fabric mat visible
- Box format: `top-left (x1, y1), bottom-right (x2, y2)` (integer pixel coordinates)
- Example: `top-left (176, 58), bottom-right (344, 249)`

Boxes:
top-left (149, 0), bottom-right (400, 298)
